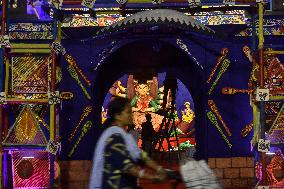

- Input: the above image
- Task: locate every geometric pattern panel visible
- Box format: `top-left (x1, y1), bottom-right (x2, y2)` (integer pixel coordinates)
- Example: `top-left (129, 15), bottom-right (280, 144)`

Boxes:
top-left (3, 105), bottom-right (48, 146)
top-left (11, 55), bottom-right (50, 94)
top-left (267, 130), bottom-right (284, 144)
top-left (12, 150), bottom-right (49, 188)
top-left (267, 103), bottom-right (284, 144)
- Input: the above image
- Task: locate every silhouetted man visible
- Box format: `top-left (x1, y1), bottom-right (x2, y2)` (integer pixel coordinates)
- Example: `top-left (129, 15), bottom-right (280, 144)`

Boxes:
top-left (141, 114), bottom-right (155, 156)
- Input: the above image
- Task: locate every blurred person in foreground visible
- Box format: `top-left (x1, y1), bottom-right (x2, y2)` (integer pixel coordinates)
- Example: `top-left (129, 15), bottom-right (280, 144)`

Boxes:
top-left (89, 97), bottom-right (166, 189)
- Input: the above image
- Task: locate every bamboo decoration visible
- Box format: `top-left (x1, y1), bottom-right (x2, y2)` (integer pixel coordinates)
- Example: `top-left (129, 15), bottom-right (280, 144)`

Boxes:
top-left (67, 65), bottom-right (91, 99)
top-left (0, 1), bottom-right (6, 188)
top-left (208, 59), bottom-right (230, 95)
top-left (68, 106), bottom-right (92, 142)
top-left (208, 99), bottom-right (232, 137)
top-left (0, 106), bottom-right (2, 189)
top-left (207, 111), bottom-right (232, 149)
top-left (241, 122), bottom-right (253, 137)
top-left (64, 54), bottom-right (91, 86)
top-left (207, 48), bottom-right (229, 84)
top-left (68, 121), bottom-right (92, 157)
top-left (222, 87), bottom-right (253, 95)
top-left (4, 56), bottom-right (9, 96)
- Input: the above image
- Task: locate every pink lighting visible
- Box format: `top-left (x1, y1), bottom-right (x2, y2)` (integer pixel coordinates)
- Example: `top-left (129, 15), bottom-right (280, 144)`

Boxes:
top-left (12, 151), bottom-right (50, 188)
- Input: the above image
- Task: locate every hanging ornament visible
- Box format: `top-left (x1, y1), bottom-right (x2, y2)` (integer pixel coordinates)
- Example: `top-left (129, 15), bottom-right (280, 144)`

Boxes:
top-left (0, 35), bottom-right (10, 47)
top-left (152, 0), bottom-right (162, 4)
top-left (188, 0), bottom-right (201, 7)
top-left (48, 91), bottom-right (61, 105)
top-left (116, 0), bottom-right (127, 4)
top-left (81, 0), bottom-right (96, 9)
top-left (51, 41), bottom-right (65, 55)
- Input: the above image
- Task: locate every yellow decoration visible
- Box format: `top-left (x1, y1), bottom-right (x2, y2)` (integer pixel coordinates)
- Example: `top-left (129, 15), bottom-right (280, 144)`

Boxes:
top-left (15, 106), bottom-right (39, 143)
top-left (182, 102), bottom-right (195, 123)
top-left (102, 106), bottom-right (107, 124)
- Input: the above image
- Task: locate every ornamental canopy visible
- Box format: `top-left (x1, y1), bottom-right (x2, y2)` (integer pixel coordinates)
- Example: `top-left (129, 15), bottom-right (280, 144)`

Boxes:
top-left (96, 9), bottom-right (216, 37)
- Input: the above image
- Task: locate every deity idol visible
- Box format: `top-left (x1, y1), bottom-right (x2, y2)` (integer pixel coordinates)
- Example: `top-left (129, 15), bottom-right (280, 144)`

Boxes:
top-left (110, 75), bottom-right (164, 130)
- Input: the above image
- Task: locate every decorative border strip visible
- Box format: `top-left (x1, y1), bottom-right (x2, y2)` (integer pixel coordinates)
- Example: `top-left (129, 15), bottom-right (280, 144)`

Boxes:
top-left (236, 27), bottom-right (284, 36)
top-left (8, 22), bottom-right (53, 32)
top-left (9, 32), bottom-right (53, 40)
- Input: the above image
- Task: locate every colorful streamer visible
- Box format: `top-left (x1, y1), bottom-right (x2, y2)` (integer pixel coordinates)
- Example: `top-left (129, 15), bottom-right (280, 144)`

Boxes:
top-left (208, 59), bottom-right (230, 95)
top-left (68, 106), bottom-right (92, 142)
top-left (68, 121), bottom-right (92, 157)
top-left (67, 65), bottom-right (91, 99)
top-left (208, 100), bottom-right (232, 137)
top-left (206, 111), bottom-right (232, 149)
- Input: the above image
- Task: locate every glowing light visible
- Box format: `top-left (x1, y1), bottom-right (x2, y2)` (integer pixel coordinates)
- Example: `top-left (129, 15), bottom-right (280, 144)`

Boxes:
top-left (266, 152), bottom-right (276, 155)
top-left (22, 156), bottom-right (34, 159)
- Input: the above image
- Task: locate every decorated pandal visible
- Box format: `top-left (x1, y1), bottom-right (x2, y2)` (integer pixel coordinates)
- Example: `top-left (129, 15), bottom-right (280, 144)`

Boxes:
top-left (1, 0), bottom-right (284, 189)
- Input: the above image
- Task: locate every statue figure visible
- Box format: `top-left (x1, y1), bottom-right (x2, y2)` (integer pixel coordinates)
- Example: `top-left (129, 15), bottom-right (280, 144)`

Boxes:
top-left (182, 102), bottom-right (195, 123)
top-left (109, 74), bottom-right (164, 130)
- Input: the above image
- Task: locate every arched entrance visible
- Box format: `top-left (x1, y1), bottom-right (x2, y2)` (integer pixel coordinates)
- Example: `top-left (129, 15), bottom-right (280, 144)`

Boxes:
top-left (89, 8), bottom-right (218, 159)
top-left (92, 39), bottom-right (208, 159)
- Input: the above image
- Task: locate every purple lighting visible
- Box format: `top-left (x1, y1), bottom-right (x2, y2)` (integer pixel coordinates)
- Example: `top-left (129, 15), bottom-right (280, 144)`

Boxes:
top-left (27, 0), bottom-right (51, 20)
top-left (3, 153), bottom-right (8, 188)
